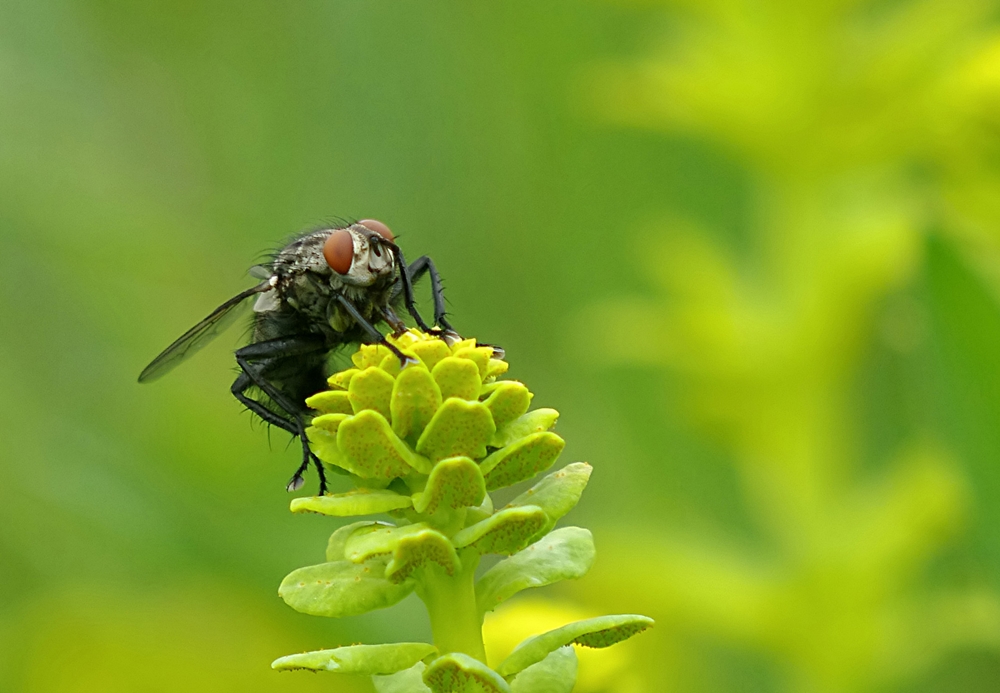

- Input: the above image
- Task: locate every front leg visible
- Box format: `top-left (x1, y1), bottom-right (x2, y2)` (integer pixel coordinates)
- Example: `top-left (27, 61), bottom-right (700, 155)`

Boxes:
top-left (234, 335), bottom-right (329, 494)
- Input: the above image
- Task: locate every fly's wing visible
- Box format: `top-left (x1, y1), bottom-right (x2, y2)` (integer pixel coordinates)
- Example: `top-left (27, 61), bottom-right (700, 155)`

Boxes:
top-left (137, 282), bottom-right (272, 383)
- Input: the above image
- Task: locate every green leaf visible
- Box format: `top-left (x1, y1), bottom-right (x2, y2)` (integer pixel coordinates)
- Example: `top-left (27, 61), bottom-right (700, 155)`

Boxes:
top-left (305, 389), bottom-right (354, 414)
top-left (416, 398), bottom-right (495, 462)
top-left (480, 432), bottom-right (565, 491)
top-left (328, 368), bottom-right (360, 390)
top-left (423, 653), bottom-right (511, 693)
top-left (410, 338), bottom-right (453, 372)
top-left (509, 647), bottom-right (577, 693)
top-left (349, 366), bottom-right (396, 419)
top-left (279, 560), bottom-right (414, 618)
top-left (413, 456), bottom-right (486, 514)
top-left (344, 523), bottom-right (430, 562)
top-left (476, 528), bottom-right (595, 614)
top-left (339, 410), bottom-right (432, 477)
top-left (453, 506), bottom-right (548, 555)
top-left (505, 463), bottom-right (591, 524)
top-left (391, 365), bottom-right (443, 441)
top-left (482, 381), bottom-right (532, 430)
top-left (291, 489), bottom-right (413, 517)
top-left (327, 521), bottom-right (387, 561)
top-left (491, 409), bottom-right (559, 448)
top-left (452, 345), bottom-right (494, 379)
top-left (271, 642), bottom-right (436, 674)
top-left (386, 528), bottom-right (462, 583)
top-left (497, 615), bottom-right (655, 677)
top-left (432, 356), bottom-right (482, 400)
top-left (373, 662), bottom-right (433, 693)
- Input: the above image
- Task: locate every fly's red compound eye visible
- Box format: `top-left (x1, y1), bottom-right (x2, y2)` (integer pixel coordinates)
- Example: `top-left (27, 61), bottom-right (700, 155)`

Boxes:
top-left (323, 229), bottom-right (354, 274)
top-left (358, 219), bottom-right (394, 243)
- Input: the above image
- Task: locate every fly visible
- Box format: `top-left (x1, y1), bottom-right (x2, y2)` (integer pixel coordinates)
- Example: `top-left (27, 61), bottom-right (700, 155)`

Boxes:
top-left (138, 219), bottom-right (468, 495)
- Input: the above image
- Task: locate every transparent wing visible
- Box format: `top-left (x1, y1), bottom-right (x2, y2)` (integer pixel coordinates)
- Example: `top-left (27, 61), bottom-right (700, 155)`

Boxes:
top-left (137, 282), bottom-right (271, 383)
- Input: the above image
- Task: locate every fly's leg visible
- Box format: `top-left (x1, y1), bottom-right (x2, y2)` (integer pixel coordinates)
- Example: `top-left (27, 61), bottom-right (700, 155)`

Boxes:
top-left (234, 335), bottom-right (329, 494)
top-left (395, 255), bottom-right (504, 358)
top-left (382, 305), bottom-right (408, 337)
top-left (337, 294), bottom-right (419, 368)
top-left (385, 245), bottom-right (436, 333)
top-left (391, 253), bottom-right (455, 334)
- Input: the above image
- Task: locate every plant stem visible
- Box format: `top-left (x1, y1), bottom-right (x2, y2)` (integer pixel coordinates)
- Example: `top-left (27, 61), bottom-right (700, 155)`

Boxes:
top-left (416, 551), bottom-right (486, 662)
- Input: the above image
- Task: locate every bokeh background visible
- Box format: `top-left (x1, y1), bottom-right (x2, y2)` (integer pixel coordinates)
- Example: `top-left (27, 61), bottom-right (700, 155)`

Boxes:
top-left (3, 1), bottom-right (1000, 691)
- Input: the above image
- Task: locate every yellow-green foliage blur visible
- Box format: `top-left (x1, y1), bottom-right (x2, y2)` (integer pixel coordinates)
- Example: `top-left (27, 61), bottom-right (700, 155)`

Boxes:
top-left (1, 2), bottom-right (999, 692)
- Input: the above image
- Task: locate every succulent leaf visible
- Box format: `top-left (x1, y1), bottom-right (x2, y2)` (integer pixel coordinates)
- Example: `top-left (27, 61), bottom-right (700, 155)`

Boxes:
top-left (344, 523), bottom-right (430, 563)
top-left (391, 365), bottom-right (443, 440)
top-left (416, 398), bottom-right (495, 462)
top-left (452, 345), bottom-right (494, 379)
top-left (509, 646), bottom-right (577, 693)
top-left (482, 381), bottom-right (532, 430)
top-left (423, 653), bottom-right (511, 693)
top-left (305, 389), bottom-right (354, 414)
top-left (271, 642), bottom-right (436, 674)
top-left (328, 367), bottom-right (360, 390)
top-left (413, 456), bottom-right (486, 514)
top-left (374, 662), bottom-right (433, 693)
top-left (386, 528), bottom-right (462, 583)
top-left (338, 410), bottom-right (432, 477)
top-left (349, 366), bottom-right (396, 418)
top-left (291, 489), bottom-right (413, 517)
top-left (505, 463), bottom-right (592, 524)
top-left (327, 521), bottom-right (388, 561)
top-left (279, 560), bottom-right (414, 618)
top-left (476, 527), bottom-right (595, 614)
top-left (432, 357), bottom-right (482, 401)
top-left (480, 432), bottom-right (565, 491)
top-left (497, 615), bottom-right (655, 677)
top-left (453, 505), bottom-right (548, 555)
top-left (490, 409), bottom-right (560, 451)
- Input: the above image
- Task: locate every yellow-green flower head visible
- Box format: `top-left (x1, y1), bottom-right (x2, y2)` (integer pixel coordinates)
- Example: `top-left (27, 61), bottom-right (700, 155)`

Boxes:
top-left (303, 330), bottom-right (564, 493)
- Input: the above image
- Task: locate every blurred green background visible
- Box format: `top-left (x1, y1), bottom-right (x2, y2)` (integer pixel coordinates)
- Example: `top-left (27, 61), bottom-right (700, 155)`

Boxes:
top-left (3, 1), bottom-right (1000, 691)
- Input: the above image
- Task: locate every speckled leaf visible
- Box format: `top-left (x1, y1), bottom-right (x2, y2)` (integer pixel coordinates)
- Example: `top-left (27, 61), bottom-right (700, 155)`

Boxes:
top-left (491, 409), bottom-right (560, 448)
top-left (423, 653), bottom-right (511, 693)
top-left (485, 359), bottom-right (508, 379)
top-left (416, 399), bottom-right (495, 462)
top-left (306, 389), bottom-right (354, 414)
top-left (409, 339), bottom-right (452, 372)
top-left (413, 457), bottom-right (486, 514)
top-left (373, 662), bottom-right (432, 693)
top-left (271, 642), bottom-right (437, 674)
top-left (305, 422), bottom-right (349, 470)
top-left (509, 647), bottom-right (577, 693)
top-left (353, 343), bottom-right (395, 369)
top-left (465, 492), bottom-right (494, 526)
top-left (326, 521), bottom-right (387, 561)
top-left (291, 489), bottom-right (412, 517)
top-left (279, 560), bottom-right (414, 618)
top-left (497, 615), bottom-right (655, 677)
top-left (452, 505), bottom-right (548, 555)
top-left (480, 432), bottom-right (565, 491)
top-left (482, 382), bottom-right (532, 430)
top-left (349, 366), bottom-right (395, 419)
top-left (328, 368), bottom-right (360, 390)
top-left (432, 357), bottom-right (481, 401)
top-left (505, 463), bottom-right (592, 525)
top-left (452, 345), bottom-right (494, 379)
top-left (338, 410), bottom-right (431, 478)
top-left (344, 523), bottom-right (429, 563)
top-left (476, 528), bottom-right (595, 614)
top-left (386, 528), bottom-right (461, 583)
top-left (391, 365), bottom-right (443, 441)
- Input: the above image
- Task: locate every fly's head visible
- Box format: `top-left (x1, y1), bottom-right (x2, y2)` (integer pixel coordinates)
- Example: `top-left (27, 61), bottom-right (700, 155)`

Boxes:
top-left (322, 219), bottom-right (396, 287)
